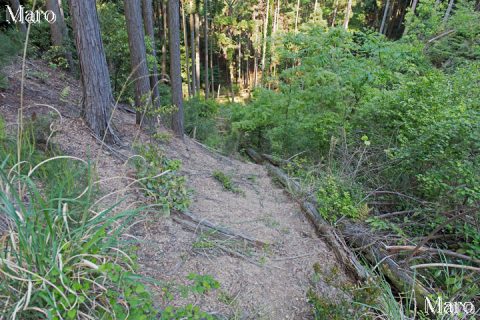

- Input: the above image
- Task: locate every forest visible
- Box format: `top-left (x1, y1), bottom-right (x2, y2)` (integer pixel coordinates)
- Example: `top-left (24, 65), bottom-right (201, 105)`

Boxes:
top-left (0, 0), bottom-right (479, 319)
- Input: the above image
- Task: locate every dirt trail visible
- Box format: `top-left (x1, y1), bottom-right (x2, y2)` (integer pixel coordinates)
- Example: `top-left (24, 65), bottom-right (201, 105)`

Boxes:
top-left (1, 59), bottom-right (350, 319)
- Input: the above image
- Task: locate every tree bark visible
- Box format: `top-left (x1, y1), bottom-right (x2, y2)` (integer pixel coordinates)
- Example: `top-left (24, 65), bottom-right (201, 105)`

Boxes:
top-left (181, 0), bottom-right (192, 97)
top-left (204, 0), bottom-right (209, 99)
top-left (261, 0), bottom-right (270, 81)
top-left (331, 0), bottom-right (339, 27)
top-left (294, 0), bottom-right (300, 32)
top-left (209, 21), bottom-right (214, 95)
top-left (443, 0), bottom-right (455, 24)
top-left (189, 0), bottom-right (197, 95)
top-left (380, 0), bottom-right (391, 34)
top-left (142, 0), bottom-right (161, 107)
top-left (168, 0), bottom-right (184, 138)
top-left (161, 0), bottom-right (168, 76)
top-left (343, 0), bottom-right (353, 30)
top-left (46, 0), bottom-right (74, 70)
top-left (8, 0), bottom-right (27, 33)
top-left (124, 0), bottom-right (154, 127)
top-left (194, 12), bottom-right (201, 92)
top-left (253, 9), bottom-right (259, 87)
top-left (68, 0), bottom-right (116, 142)
top-left (411, 0), bottom-right (419, 12)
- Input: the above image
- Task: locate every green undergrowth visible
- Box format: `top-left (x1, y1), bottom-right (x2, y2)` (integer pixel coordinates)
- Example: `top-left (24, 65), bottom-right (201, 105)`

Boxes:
top-left (0, 117), bottom-right (157, 319)
top-left (212, 170), bottom-right (242, 194)
top-left (159, 273), bottom-right (221, 320)
top-left (133, 143), bottom-right (190, 214)
top-left (0, 29), bottom-right (22, 88)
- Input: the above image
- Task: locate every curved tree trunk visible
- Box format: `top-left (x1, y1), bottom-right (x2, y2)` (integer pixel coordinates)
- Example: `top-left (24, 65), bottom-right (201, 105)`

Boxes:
top-left (142, 0), bottom-right (161, 107)
top-left (124, 0), bottom-right (154, 128)
top-left (68, 0), bottom-right (116, 142)
top-left (168, 0), bottom-right (184, 138)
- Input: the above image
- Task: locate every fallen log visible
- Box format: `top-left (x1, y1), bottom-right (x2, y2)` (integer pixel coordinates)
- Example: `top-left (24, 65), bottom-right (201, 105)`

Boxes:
top-left (246, 148), bottom-right (369, 282)
top-left (246, 148), bottom-right (433, 307)
top-left (340, 222), bottom-right (432, 307)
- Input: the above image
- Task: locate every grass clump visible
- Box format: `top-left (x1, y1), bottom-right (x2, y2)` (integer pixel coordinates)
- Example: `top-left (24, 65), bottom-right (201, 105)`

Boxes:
top-left (0, 123), bottom-right (157, 319)
top-left (133, 143), bottom-right (190, 214)
top-left (212, 170), bottom-right (241, 194)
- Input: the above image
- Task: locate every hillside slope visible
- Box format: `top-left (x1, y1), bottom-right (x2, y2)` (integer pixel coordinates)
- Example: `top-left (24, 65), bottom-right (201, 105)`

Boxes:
top-left (0, 59), bottom-right (351, 319)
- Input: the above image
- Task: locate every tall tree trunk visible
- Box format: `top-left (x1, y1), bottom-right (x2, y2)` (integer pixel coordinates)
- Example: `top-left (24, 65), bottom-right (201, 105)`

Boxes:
top-left (8, 0), bottom-right (27, 33)
top-left (46, 0), bottom-right (74, 70)
top-left (181, 0), bottom-right (192, 97)
top-left (237, 35), bottom-right (242, 85)
top-left (194, 12), bottom-right (201, 92)
top-left (142, 0), bottom-right (161, 107)
top-left (68, 0), bottom-right (116, 141)
top-left (294, 0), bottom-right (300, 32)
top-left (411, 0), bottom-right (419, 12)
top-left (314, 0), bottom-right (318, 15)
top-left (204, 0), bottom-right (209, 99)
top-left (380, 0), bottom-right (391, 34)
top-left (273, 0), bottom-right (279, 33)
top-left (261, 0), bottom-right (270, 81)
top-left (343, 0), bottom-right (353, 29)
top-left (443, 0), bottom-right (455, 24)
top-left (253, 10), bottom-right (259, 87)
top-left (331, 0), bottom-right (339, 27)
top-left (161, 0), bottom-right (168, 76)
top-left (209, 23), bottom-right (214, 95)
top-left (189, 1), bottom-right (197, 95)
top-left (168, 0), bottom-right (184, 138)
top-left (124, 0), bottom-right (154, 127)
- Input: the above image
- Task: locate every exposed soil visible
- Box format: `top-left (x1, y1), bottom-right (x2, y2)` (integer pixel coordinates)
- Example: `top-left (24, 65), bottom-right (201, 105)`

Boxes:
top-left (1, 59), bottom-right (351, 319)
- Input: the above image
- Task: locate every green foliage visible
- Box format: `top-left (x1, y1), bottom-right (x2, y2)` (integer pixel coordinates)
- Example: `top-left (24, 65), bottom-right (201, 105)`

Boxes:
top-left (134, 143), bottom-right (190, 214)
top-left (0, 126), bottom-right (156, 319)
top-left (184, 96), bottom-right (220, 142)
top-left (212, 170), bottom-right (241, 194)
top-left (0, 29), bottom-right (22, 88)
top-left (161, 305), bottom-right (215, 320)
top-left (98, 2), bottom-right (133, 98)
top-left (316, 175), bottom-right (365, 223)
top-left (183, 273), bottom-right (221, 296)
top-left (160, 273), bottom-right (220, 320)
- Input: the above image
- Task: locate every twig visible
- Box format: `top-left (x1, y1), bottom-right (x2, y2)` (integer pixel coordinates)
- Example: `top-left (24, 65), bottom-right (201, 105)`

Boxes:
top-left (376, 210), bottom-right (415, 219)
top-left (426, 29), bottom-right (456, 44)
top-left (385, 245), bottom-right (480, 265)
top-left (272, 253), bottom-right (313, 261)
top-left (410, 263), bottom-right (480, 272)
top-left (405, 210), bottom-right (470, 265)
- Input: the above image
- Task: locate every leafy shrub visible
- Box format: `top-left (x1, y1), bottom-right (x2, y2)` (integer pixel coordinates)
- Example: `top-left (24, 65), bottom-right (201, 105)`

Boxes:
top-left (212, 170), bottom-right (241, 194)
top-left (134, 144), bottom-right (190, 214)
top-left (0, 29), bottom-right (22, 88)
top-left (316, 175), bottom-right (365, 223)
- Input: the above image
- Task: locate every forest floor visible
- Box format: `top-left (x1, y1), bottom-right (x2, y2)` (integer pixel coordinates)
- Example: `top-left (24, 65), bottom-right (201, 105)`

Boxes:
top-left (1, 59), bottom-right (352, 319)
